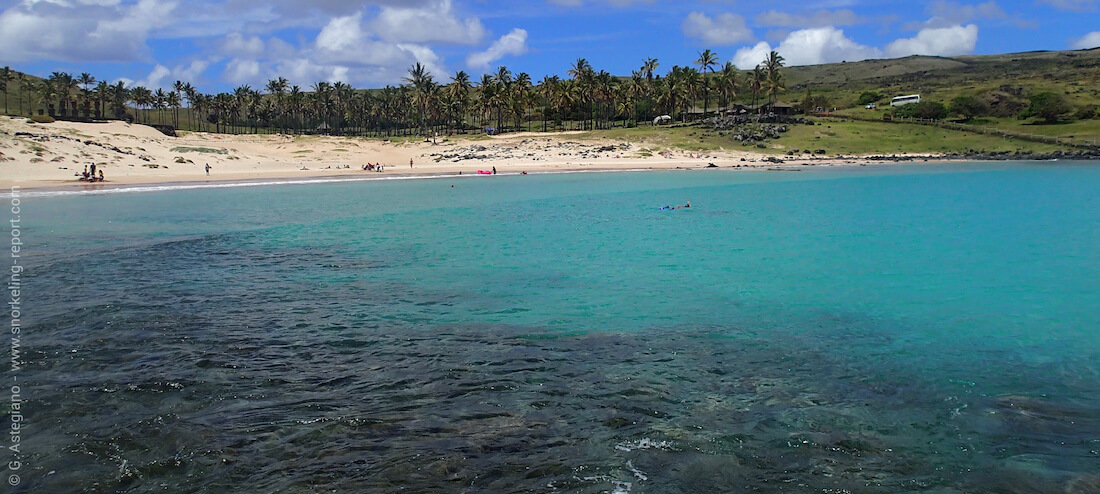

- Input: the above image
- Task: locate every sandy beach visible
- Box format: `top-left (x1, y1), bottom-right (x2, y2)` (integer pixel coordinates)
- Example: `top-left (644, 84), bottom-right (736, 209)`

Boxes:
top-left (0, 116), bottom-right (900, 191)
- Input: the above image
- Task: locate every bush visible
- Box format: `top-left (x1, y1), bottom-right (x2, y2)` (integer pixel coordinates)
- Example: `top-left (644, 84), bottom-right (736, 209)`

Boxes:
top-left (1019, 92), bottom-right (1073, 123)
top-left (949, 96), bottom-right (989, 120)
top-left (28, 115), bottom-right (55, 124)
top-left (856, 91), bottom-right (882, 106)
top-left (1075, 104), bottom-right (1097, 120)
top-left (894, 101), bottom-right (948, 120)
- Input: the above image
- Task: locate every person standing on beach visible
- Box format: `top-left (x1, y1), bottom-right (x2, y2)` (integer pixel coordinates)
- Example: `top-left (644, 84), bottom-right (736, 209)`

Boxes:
top-left (205, 163), bottom-right (211, 176)
top-left (410, 158), bottom-right (413, 169)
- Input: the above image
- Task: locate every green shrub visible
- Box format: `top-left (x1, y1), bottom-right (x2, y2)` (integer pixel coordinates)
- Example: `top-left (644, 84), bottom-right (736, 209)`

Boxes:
top-left (949, 96), bottom-right (989, 120)
top-left (857, 91), bottom-right (882, 106)
top-left (1019, 92), bottom-right (1073, 123)
top-left (28, 115), bottom-right (55, 123)
top-left (1074, 104), bottom-right (1097, 120)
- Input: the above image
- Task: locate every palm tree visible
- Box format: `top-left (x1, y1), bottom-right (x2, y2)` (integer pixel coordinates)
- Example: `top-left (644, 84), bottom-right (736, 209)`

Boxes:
top-left (568, 58), bottom-right (594, 129)
top-left (265, 77), bottom-right (288, 133)
top-left (108, 81), bottom-right (129, 119)
top-left (624, 71), bottom-right (645, 125)
top-left (553, 77), bottom-right (574, 130)
top-left (763, 51), bottom-right (785, 106)
top-left (190, 91), bottom-right (206, 131)
top-left (170, 80), bottom-right (186, 128)
top-left (638, 58), bottom-right (660, 122)
top-left (331, 81), bottom-right (352, 135)
top-left (694, 49), bottom-right (719, 116)
top-left (92, 80), bottom-right (108, 119)
top-left (152, 88), bottom-right (169, 125)
top-left (476, 73), bottom-right (495, 131)
top-left (513, 72), bottom-right (532, 130)
top-left (750, 65), bottom-right (765, 110)
top-left (492, 66), bottom-right (513, 132)
top-left (130, 86), bottom-right (152, 123)
top-left (719, 61), bottom-right (740, 110)
top-left (287, 85), bottom-right (303, 133)
top-left (0, 67), bottom-right (13, 115)
top-left (231, 85), bottom-right (253, 133)
top-left (641, 58), bottom-right (659, 83)
top-left (764, 50), bottom-right (785, 79)
top-left (447, 71), bottom-right (471, 133)
top-left (35, 80), bottom-right (56, 116)
top-left (213, 93), bottom-right (233, 133)
top-left (180, 82), bottom-right (196, 131)
top-left (48, 72), bottom-right (77, 117)
top-left (593, 70), bottom-right (618, 129)
top-left (191, 92), bottom-right (208, 131)
top-left (537, 75), bottom-right (557, 131)
top-left (765, 70), bottom-right (785, 107)
top-left (76, 73), bottom-right (96, 117)
top-left (167, 91), bottom-right (181, 128)
top-left (403, 63), bottom-right (434, 136)
top-left (19, 74), bottom-right (32, 116)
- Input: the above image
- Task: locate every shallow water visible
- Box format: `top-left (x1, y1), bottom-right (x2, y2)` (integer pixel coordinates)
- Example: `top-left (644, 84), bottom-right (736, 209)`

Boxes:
top-left (9, 162), bottom-right (1100, 492)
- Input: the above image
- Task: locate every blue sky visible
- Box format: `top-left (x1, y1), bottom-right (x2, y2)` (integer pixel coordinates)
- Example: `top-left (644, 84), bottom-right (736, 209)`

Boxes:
top-left (1, 0), bottom-right (1098, 93)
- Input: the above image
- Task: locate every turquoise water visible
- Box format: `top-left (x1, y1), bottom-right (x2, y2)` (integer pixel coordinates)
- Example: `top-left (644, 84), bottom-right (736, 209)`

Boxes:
top-left (11, 163), bottom-right (1100, 492)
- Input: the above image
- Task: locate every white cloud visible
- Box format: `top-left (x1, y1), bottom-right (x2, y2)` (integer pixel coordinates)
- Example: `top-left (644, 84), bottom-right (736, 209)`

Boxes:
top-left (224, 58), bottom-right (262, 84)
top-left (316, 13), bottom-right (363, 52)
top-left (733, 27), bottom-right (882, 69)
top-left (1072, 31), bottom-right (1100, 49)
top-left (175, 60), bottom-right (211, 82)
top-left (0, 0), bottom-right (177, 63)
top-left (220, 32), bottom-right (266, 58)
top-left (129, 59), bottom-right (210, 88)
top-left (135, 64), bottom-right (171, 88)
top-left (682, 12), bottom-right (754, 46)
top-left (886, 24), bottom-right (978, 57)
top-left (733, 42), bottom-right (772, 70)
top-left (466, 28), bottom-right (528, 70)
top-left (370, 0), bottom-right (485, 44)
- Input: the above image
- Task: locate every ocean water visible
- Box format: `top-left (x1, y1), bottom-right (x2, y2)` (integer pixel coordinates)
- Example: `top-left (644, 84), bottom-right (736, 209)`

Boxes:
top-left (9, 162), bottom-right (1100, 493)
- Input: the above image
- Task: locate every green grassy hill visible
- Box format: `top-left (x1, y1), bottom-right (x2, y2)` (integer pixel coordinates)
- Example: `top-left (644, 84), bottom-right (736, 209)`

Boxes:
top-left (784, 48), bottom-right (1100, 110)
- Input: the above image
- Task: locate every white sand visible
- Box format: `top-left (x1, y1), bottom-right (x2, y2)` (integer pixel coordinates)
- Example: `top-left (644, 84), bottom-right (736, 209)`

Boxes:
top-left (0, 116), bottom-right (904, 190)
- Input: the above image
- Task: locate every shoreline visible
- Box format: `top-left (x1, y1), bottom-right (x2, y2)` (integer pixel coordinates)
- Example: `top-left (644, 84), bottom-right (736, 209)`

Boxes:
top-left (4, 116), bottom-right (1097, 194)
top-left (8, 158), bottom-right (1083, 198)
top-left (9, 155), bottom-right (1100, 197)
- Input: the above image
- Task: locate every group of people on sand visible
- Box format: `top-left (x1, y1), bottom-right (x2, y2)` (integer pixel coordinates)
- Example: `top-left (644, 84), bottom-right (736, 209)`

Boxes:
top-left (362, 163), bottom-right (385, 172)
top-left (79, 164), bottom-right (105, 182)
